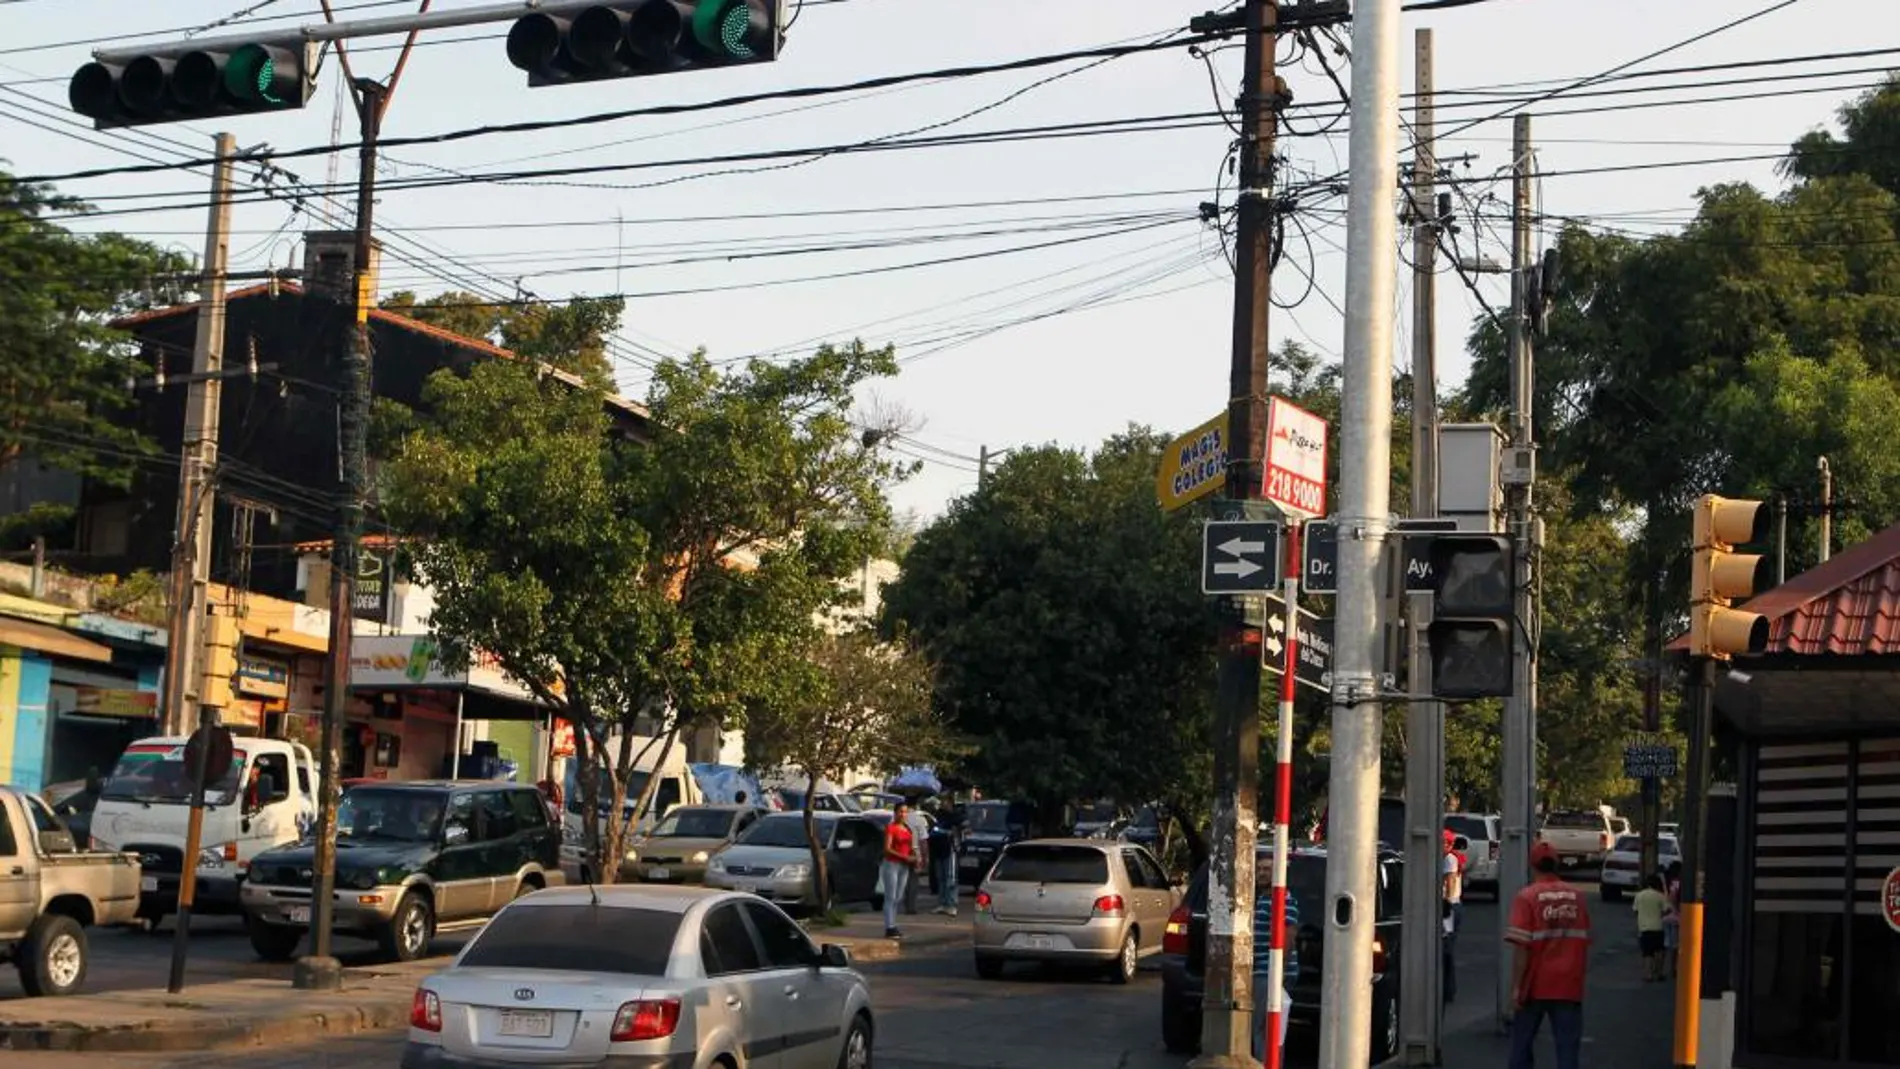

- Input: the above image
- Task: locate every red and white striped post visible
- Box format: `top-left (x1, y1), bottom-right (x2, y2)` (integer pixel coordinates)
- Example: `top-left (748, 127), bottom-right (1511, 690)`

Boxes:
top-left (1264, 519), bottom-right (1302, 1069)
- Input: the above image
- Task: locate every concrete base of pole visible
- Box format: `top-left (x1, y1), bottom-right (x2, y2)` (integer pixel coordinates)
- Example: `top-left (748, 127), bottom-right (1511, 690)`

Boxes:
top-left (292, 955), bottom-right (344, 990)
top-left (1186, 1055), bottom-right (1262, 1069)
top-left (1698, 994), bottom-right (1736, 1069)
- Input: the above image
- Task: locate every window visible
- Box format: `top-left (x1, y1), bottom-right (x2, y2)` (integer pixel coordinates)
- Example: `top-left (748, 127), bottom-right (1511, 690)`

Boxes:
top-left (459, 904), bottom-right (679, 975)
top-left (1444, 815), bottom-right (1490, 841)
top-left (0, 799), bottom-right (17, 856)
top-left (1135, 850), bottom-right (1172, 888)
top-left (1543, 811), bottom-right (1605, 830)
top-left (652, 808), bottom-right (740, 839)
top-left (702, 904), bottom-right (762, 975)
top-left (838, 819), bottom-right (876, 850)
top-left (441, 793), bottom-right (476, 844)
top-left (507, 789), bottom-right (549, 830)
top-left (478, 791), bottom-right (519, 841)
top-left (339, 788), bottom-right (445, 844)
top-left (250, 753), bottom-right (291, 802)
top-left (739, 815), bottom-right (833, 849)
top-left (1120, 849), bottom-right (1158, 888)
top-left (743, 901), bottom-right (815, 969)
top-left (1613, 835), bottom-right (1643, 853)
top-left (990, 844), bottom-right (1109, 885)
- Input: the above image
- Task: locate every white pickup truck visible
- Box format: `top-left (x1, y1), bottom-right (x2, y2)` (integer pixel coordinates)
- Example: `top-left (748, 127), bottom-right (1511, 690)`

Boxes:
top-left (0, 784), bottom-right (143, 996)
top-left (1536, 808), bottom-right (1617, 870)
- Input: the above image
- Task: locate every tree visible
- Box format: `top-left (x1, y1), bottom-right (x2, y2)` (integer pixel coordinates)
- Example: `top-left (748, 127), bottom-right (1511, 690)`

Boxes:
top-left (743, 628), bottom-right (956, 912)
top-left (382, 344), bottom-right (906, 881)
top-left (0, 172), bottom-right (193, 542)
top-left (380, 290), bottom-right (627, 387)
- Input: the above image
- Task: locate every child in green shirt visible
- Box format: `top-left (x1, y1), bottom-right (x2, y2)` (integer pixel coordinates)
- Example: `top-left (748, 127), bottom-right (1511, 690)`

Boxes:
top-left (1633, 874), bottom-right (1668, 982)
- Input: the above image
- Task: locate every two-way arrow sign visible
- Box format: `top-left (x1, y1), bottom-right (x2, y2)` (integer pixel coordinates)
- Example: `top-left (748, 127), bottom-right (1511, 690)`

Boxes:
top-left (1201, 521), bottom-right (1281, 594)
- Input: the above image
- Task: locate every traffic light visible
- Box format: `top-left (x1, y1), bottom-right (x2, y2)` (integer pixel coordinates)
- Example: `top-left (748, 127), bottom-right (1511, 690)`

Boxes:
top-left (507, 0), bottom-right (784, 87)
top-left (68, 38), bottom-right (319, 128)
top-left (1691, 494), bottom-right (1770, 659)
top-left (1425, 534), bottom-right (1516, 699)
top-left (201, 612), bottom-right (241, 709)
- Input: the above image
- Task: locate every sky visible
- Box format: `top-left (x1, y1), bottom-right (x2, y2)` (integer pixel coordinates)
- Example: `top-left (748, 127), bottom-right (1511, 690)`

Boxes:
top-left (0, 0), bottom-right (1887, 521)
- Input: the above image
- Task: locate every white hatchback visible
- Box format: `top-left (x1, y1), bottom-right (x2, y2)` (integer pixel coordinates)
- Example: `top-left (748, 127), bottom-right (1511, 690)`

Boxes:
top-left (404, 884), bottom-right (873, 1069)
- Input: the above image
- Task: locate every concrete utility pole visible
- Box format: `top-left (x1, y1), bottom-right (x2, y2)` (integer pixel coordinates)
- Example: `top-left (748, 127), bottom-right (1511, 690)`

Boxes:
top-left (1317, 0), bottom-right (1401, 1066)
top-left (1399, 26), bottom-right (1445, 1066)
top-left (296, 78), bottom-right (386, 993)
top-left (1190, 1), bottom-right (1282, 1064)
top-left (1817, 456), bottom-right (1832, 562)
top-left (1495, 112), bottom-right (1542, 1033)
top-left (160, 133), bottom-right (236, 738)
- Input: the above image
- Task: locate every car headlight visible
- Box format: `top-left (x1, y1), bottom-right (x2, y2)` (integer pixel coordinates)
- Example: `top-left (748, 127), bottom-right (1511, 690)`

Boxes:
top-left (343, 870), bottom-right (378, 891)
top-left (198, 843), bottom-right (235, 869)
top-left (708, 857), bottom-right (728, 873)
top-left (777, 862), bottom-right (810, 881)
top-left (624, 846), bottom-right (640, 862)
top-left (691, 850), bottom-right (710, 864)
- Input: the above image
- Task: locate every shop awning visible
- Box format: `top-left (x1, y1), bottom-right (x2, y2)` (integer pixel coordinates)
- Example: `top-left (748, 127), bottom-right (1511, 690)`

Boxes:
top-left (0, 616), bottom-right (113, 663)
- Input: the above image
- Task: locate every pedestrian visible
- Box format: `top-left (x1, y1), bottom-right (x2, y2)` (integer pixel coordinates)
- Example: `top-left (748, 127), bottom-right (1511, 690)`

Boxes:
top-left (1505, 840), bottom-right (1592, 1069)
top-left (903, 802), bottom-right (929, 915)
top-left (881, 801), bottom-right (918, 938)
top-left (928, 801), bottom-right (959, 916)
top-left (1663, 859), bottom-right (1683, 979)
top-left (1442, 829), bottom-right (1465, 1004)
top-left (1634, 873), bottom-right (1669, 982)
top-left (1250, 866), bottom-right (1300, 1064)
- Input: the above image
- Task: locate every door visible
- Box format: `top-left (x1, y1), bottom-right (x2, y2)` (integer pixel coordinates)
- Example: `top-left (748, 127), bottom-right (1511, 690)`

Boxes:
top-left (429, 792), bottom-right (486, 918)
top-left (474, 789), bottom-right (523, 910)
top-left (701, 901), bottom-right (782, 1069)
top-left (244, 751), bottom-right (295, 855)
top-left (0, 796), bottom-right (38, 936)
top-left (833, 819), bottom-right (879, 901)
top-left (743, 899), bottom-right (844, 1069)
top-left (507, 788), bottom-right (559, 874)
top-left (1128, 848), bottom-right (1177, 947)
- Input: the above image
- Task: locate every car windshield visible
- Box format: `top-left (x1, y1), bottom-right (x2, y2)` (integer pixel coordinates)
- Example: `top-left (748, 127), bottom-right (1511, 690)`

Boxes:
top-left (740, 815), bottom-right (833, 849)
top-left (990, 844), bottom-right (1109, 884)
top-left (966, 805), bottom-right (1010, 832)
top-left (1544, 811), bottom-right (1603, 829)
top-left (651, 808), bottom-right (736, 839)
top-left (1075, 801), bottom-right (1118, 824)
top-left (338, 788), bottom-right (443, 843)
top-left (101, 744), bottom-right (245, 807)
top-left (459, 904), bottom-right (680, 975)
top-left (1613, 834), bottom-right (1643, 853)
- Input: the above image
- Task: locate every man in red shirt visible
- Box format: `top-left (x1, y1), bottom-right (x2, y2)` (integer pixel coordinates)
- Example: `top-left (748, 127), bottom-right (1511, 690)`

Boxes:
top-left (1505, 840), bottom-right (1591, 1069)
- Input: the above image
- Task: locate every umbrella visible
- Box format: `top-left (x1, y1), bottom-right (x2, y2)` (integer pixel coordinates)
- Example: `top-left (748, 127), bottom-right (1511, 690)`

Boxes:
top-left (689, 763), bottom-right (764, 806)
top-left (887, 765), bottom-right (943, 797)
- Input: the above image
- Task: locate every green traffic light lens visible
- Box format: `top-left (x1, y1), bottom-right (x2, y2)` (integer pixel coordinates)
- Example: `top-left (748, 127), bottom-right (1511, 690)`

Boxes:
top-left (225, 44), bottom-right (284, 106)
top-left (692, 0), bottom-right (766, 59)
top-left (718, 6), bottom-right (755, 58)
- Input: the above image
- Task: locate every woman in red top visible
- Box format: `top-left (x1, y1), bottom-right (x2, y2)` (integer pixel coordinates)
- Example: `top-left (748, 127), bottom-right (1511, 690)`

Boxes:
top-left (881, 803), bottom-right (916, 938)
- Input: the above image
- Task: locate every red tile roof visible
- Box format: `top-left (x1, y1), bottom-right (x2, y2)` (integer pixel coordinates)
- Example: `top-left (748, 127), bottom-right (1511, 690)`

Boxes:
top-left (1668, 521), bottom-right (1900, 656)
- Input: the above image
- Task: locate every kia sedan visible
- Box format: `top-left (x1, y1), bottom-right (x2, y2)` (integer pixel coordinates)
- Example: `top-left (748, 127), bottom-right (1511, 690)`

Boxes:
top-left (404, 884), bottom-right (873, 1069)
top-left (972, 839), bottom-right (1180, 984)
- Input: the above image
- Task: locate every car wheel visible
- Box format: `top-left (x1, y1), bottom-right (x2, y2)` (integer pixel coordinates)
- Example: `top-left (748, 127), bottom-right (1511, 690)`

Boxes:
top-left (1162, 999), bottom-right (1201, 1054)
top-left (836, 1011), bottom-right (872, 1069)
top-left (1109, 931), bottom-right (1138, 985)
top-left (1370, 984), bottom-right (1400, 1064)
top-left (246, 918), bottom-right (303, 962)
top-left (378, 892), bottom-right (434, 962)
top-left (17, 913), bottom-right (87, 997)
top-left (975, 954), bottom-right (1005, 980)
top-left (1601, 883), bottom-right (1623, 903)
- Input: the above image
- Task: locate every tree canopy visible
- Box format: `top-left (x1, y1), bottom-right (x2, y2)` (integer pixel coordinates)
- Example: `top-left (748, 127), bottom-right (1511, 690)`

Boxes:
top-left (380, 289), bottom-right (627, 388)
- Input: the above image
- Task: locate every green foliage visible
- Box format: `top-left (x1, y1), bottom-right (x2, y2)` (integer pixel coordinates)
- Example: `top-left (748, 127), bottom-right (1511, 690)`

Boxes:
top-left (380, 290), bottom-right (628, 387)
top-left (92, 569), bottom-right (168, 626)
top-left (381, 344), bottom-right (906, 880)
top-left (0, 172), bottom-right (192, 492)
top-left (1784, 73), bottom-right (1900, 199)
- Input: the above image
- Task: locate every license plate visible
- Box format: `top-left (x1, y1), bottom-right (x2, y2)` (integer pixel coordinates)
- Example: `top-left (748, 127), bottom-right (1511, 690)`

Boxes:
top-left (140, 876), bottom-right (158, 892)
top-left (1028, 935), bottom-right (1054, 949)
top-left (959, 857), bottom-right (977, 868)
top-left (647, 867), bottom-right (670, 881)
top-left (1562, 855), bottom-right (1578, 867)
top-left (498, 1010), bottom-right (554, 1038)
top-left (287, 906), bottom-right (311, 924)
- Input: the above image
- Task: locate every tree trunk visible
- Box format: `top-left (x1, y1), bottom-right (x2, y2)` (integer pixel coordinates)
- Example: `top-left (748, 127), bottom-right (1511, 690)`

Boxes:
top-left (619, 727), bottom-right (677, 853)
top-left (598, 729), bottom-right (635, 886)
top-left (804, 768), bottom-right (831, 914)
top-left (571, 702), bottom-right (605, 882)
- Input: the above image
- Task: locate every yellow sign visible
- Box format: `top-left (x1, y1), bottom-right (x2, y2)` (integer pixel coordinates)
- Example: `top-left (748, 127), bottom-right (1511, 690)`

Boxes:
top-left (1156, 413), bottom-right (1230, 511)
top-left (74, 687), bottom-right (158, 719)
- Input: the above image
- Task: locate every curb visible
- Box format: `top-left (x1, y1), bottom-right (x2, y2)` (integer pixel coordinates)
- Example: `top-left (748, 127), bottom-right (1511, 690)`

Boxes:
top-left (816, 928), bottom-right (969, 964)
top-left (0, 979), bottom-right (418, 1054)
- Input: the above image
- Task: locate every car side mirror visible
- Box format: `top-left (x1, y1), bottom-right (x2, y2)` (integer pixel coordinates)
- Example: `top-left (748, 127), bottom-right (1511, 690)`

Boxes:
top-left (39, 828), bottom-right (76, 854)
top-left (818, 943), bottom-right (851, 969)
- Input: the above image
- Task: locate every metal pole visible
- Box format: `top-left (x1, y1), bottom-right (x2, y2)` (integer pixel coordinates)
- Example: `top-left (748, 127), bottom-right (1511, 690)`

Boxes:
top-left (160, 133), bottom-right (236, 738)
top-left (451, 690), bottom-right (465, 779)
top-left (1496, 112), bottom-right (1539, 1034)
top-left (296, 78), bottom-right (383, 992)
top-left (1318, 0), bottom-right (1401, 1065)
top-left (1191, 2), bottom-right (1278, 1064)
top-left (1672, 656), bottom-right (1715, 1069)
top-left (978, 446), bottom-right (991, 488)
top-left (1775, 497), bottom-right (1787, 584)
top-left (1399, 26), bottom-right (1444, 1065)
top-left (1264, 522), bottom-right (1302, 1069)
top-left (165, 705), bottom-right (215, 993)
top-left (1817, 457), bottom-right (1832, 563)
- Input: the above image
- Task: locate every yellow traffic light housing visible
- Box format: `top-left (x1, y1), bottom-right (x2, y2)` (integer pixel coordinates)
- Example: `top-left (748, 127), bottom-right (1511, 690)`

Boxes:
top-left (1690, 494), bottom-right (1770, 659)
top-left (202, 611), bottom-right (240, 708)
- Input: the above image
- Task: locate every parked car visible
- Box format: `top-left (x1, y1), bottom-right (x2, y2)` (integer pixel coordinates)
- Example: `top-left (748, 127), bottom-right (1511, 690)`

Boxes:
top-left (703, 811), bottom-right (886, 909)
top-left (623, 804), bottom-right (767, 885)
top-left (958, 799), bottom-right (1030, 886)
top-left (1443, 812), bottom-right (1502, 899)
top-left (241, 780), bottom-right (564, 963)
top-left (0, 784), bottom-right (142, 996)
top-left (1160, 843), bottom-right (1405, 1063)
top-left (403, 885), bottom-right (872, 1069)
top-left (972, 839), bottom-right (1180, 984)
top-left (1071, 799), bottom-right (1126, 839)
top-left (1600, 833), bottom-right (1681, 901)
top-left (1537, 809), bottom-right (1616, 870)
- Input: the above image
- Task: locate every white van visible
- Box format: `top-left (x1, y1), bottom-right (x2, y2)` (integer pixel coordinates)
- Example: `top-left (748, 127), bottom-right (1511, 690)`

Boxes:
top-left (559, 741), bottom-right (703, 882)
top-left (89, 736), bottom-right (319, 922)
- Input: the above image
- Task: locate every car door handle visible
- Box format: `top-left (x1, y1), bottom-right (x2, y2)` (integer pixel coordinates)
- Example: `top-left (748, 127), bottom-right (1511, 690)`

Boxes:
top-left (7, 866), bottom-right (21, 876)
top-left (725, 995), bottom-right (742, 1009)
top-left (782, 985), bottom-right (800, 999)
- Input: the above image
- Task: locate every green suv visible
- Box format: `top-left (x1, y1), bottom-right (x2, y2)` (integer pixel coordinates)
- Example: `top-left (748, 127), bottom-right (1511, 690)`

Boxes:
top-left (239, 781), bottom-right (563, 962)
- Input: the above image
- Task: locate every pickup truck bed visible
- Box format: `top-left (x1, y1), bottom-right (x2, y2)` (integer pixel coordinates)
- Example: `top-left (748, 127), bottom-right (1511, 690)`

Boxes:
top-left (1537, 810), bottom-right (1615, 869)
top-left (0, 785), bottom-right (143, 996)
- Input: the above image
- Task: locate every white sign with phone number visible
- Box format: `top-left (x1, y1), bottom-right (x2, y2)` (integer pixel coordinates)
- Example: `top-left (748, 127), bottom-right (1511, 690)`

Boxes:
top-left (1264, 396), bottom-right (1328, 519)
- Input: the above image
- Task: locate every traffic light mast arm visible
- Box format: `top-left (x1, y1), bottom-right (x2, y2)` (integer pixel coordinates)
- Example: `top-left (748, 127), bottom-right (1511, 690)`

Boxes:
top-left (92, 0), bottom-right (558, 63)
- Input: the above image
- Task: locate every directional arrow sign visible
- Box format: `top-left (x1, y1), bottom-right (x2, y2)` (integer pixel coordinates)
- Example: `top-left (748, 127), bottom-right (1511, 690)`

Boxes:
top-left (1201, 520), bottom-right (1281, 595)
top-left (1257, 594), bottom-right (1332, 693)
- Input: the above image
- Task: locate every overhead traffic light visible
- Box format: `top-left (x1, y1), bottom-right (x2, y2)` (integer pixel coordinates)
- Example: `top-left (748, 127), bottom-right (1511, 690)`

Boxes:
top-left (507, 0), bottom-right (784, 87)
top-left (68, 38), bottom-right (319, 128)
top-left (1425, 534), bottom-right (1516, 699)
top-left (1690, 494), bottom-right (1771, 659)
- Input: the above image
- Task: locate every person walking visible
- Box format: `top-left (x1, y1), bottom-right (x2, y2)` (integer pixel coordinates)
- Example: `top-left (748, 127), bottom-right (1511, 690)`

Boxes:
top-left (1505, 841), bottom-right (1593, 1069)
top-left (1250, 866), bottom-right (1301, 1065)
top-left (928, 802), bottom-right (959, 916)
top-left (1634, 873), bottom-right (1669, 982)
top-left (1442, 829), bottom-right (1465, 1004)
top-left (881, 802), bottom-right (918, 938)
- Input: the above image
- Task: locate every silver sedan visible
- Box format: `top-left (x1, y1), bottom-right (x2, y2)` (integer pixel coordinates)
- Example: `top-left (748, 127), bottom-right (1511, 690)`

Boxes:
top-left (403, 884), bottom-right (873, 1069)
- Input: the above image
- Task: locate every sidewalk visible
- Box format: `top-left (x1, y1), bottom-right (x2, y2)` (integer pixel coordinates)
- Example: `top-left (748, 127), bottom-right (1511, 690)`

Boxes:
top-left (808, 903), bottom-right (972, 963)
top-left (0, 961), bottom-right (435, 1053)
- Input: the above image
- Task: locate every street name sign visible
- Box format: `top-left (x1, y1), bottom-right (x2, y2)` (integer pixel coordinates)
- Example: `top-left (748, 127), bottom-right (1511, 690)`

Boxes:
top-left (1258, 594), bottom-right (1332, 693)
top-left (1300, 517), bottom-right (1464, 595)
top-left (1157, 412), bottom-right (1229, 512)
top-left (1303, 520), bottom-right (1338, 594)
top-left (1623, 735), bottom-right (1679, 780)
top-left (1399, 518), bottom-right (1461, 591)
top-left (1263, 396), bottom-right (1328, 519)
top-left (1201, 520), bottom-right (1281, 594)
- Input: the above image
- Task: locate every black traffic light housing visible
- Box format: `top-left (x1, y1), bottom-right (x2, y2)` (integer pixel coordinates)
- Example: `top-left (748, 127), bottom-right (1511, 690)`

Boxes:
top-left (69, 39), bottom-right (319, 128)
top-left (1425, 533), bottom-right (1516, 700)
top-left (507, 0), bottom-right (783, 87)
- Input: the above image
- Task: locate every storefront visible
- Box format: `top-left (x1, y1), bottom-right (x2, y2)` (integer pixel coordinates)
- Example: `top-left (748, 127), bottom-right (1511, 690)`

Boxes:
top-left (0, 599), bottom-right (116, 791)
top-left (44, 612), bottom-right (169, 784)
top-left (349, 634), bottom-right (555, 782)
